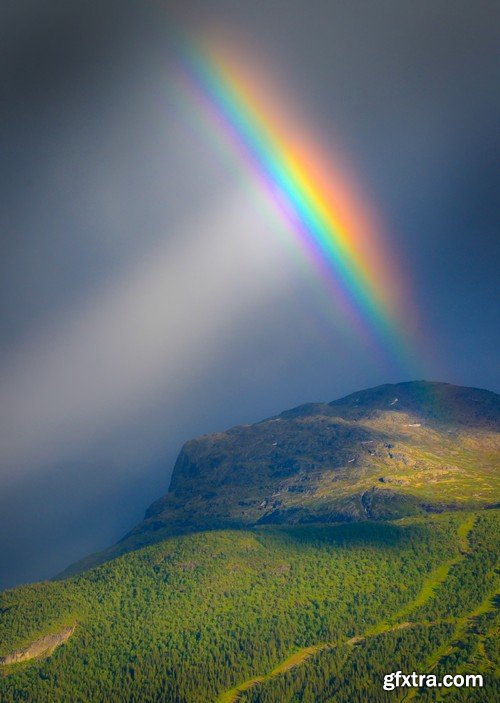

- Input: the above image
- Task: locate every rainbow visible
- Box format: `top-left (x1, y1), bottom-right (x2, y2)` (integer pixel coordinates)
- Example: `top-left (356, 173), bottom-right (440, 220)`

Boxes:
top-left (172, 30), bottom-right (415, 365)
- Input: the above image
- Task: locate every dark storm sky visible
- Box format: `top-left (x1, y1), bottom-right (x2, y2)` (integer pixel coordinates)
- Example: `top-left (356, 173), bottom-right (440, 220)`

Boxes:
top-left (1, 0), bottom-right (499, 589)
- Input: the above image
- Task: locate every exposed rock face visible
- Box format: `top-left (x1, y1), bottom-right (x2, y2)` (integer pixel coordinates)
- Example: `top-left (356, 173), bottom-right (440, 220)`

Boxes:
top-left (0, 626), bottom-right (75, 665)
top-left (133, 381), bottom-right (499, 535)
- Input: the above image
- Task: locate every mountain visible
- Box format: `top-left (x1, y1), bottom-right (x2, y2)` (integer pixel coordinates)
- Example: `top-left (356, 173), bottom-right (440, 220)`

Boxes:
top-left (1, 381), bottom-right (498, 703)
top-left (143, 380), bottom-right (498, 525)
top-left (63, 381), bottom-right (499, 575)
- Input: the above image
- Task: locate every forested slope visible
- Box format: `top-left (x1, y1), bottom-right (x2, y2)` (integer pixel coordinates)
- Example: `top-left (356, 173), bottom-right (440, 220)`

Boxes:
top-left (1, 511), bottom-right (498, 702)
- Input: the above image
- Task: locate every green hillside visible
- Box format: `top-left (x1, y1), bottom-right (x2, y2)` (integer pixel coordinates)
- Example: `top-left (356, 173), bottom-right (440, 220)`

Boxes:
top-left (1, 511), bottom-right (498, 702)
top-left (1, 381), bottom-right (498, 701)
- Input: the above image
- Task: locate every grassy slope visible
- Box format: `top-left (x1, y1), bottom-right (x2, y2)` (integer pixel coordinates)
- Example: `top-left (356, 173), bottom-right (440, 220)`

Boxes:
top-left (1, 511), bottom-right (498, 702)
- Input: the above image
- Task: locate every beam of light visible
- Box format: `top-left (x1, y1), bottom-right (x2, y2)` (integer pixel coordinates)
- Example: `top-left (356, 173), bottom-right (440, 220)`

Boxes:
top-left (0, 189), bottom-right (287, 474)
top-left (171, 28), bottom-right (421, 372)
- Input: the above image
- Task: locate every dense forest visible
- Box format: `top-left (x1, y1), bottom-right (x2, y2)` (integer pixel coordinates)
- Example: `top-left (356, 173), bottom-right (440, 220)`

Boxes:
top-left (0, 510), bottom-right (498, 702)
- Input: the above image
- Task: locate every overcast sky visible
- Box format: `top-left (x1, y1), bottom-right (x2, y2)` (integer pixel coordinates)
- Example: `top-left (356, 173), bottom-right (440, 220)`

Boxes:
top-left (1, 0), bottom-right (499, 589)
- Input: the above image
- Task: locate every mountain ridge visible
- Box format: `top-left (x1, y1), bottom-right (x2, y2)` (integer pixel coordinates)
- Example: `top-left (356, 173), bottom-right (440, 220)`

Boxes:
top-left (60, 380), bottom-right (499, 578)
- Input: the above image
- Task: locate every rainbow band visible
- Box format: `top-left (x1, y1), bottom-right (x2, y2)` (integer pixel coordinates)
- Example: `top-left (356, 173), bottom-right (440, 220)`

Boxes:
top-left (174, 31), bottom-right (413, 362)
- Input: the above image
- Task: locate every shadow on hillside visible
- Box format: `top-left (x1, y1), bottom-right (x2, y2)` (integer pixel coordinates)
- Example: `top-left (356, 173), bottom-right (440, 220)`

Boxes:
top-left (253, 520), bottom-right (423, 551)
